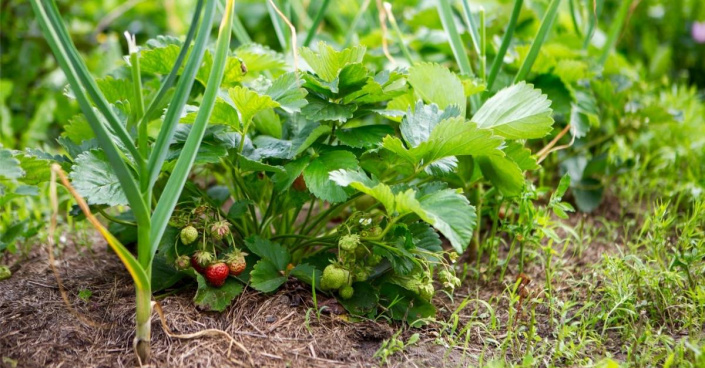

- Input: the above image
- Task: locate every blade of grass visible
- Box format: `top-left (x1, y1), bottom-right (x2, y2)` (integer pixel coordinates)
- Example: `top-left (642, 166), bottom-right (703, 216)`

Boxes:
top-left (44, 0), bottom-right (142, 163)
top-left (513, 0), bottom-right (561, 83)
top-left (568, 0), bottom-right (582, 37)
top-left (597, 0), bottom-right (633, 66)
top-left (303, 0), bottom-right (330, 47)
top-left (460, 0), bottom-right (481, 55)
top-left (582, 0), bottom-right (604, 49)
top-left (479, 8), bottom-right (486, 81)
top-left (150, 0), bottom-right (236, 259)
top-left (267, 0), bottom-right (290, 50)
top-left (142, 0), bottom-right (205, 123)
top-left (438, 0), bottom-right (474, 77)
top-left (147, 0), bottom-right (217, 189)
top-left (30, 0), bottom-right (150, 228)
top-left (486, 0), bottom-right (523, 91)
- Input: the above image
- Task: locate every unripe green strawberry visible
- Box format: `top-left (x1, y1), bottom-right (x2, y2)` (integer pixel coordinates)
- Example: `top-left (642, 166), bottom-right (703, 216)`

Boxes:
top-left (0, 266), bottom-right (11, 281)
top-left (418, 282), bottom-right (435, 301)
top-left (204, 262), bottom-right (230, 287)
top-left (354, 244), bottom-right (368, 258)
top-left (339, 285), bottom-right (354, 299)
top-left (353, 267), bottom-right (370, 282)
top-left (191, 250), bottom-right (214, 274)
top-left (224, 251), bottom-right (247, 276)
top-left (320, 264), bottom-right (350, 290)
top-left (369, 226), bottom-right (383, 237)
top-left (174, 255), bottom-right (191, 271)
top-left (180, 225), bottom-right (199, 245)
top-left (339, 234), bottom-right (360, 252)
top-left (210, 221), bottom-right (231, 241)
top-left (369, 253), bottom-right (383, 266)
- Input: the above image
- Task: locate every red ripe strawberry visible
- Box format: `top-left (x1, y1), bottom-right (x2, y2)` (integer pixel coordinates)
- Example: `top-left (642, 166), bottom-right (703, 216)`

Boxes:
top-left (292, 175), bottom-right (307, 191)
top-left (191, 250), bottom-right (214, 274)
top-left (224, 251), bottom-right (247, 276)
top-left (204, 262), bottom-right (230, 287)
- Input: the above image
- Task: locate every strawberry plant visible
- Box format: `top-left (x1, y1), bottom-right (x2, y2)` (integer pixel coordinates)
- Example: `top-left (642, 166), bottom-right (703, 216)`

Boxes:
top-left (130, 39), bottom-right (557, 320)
top-left (18, 0), bottom-right (559, 363)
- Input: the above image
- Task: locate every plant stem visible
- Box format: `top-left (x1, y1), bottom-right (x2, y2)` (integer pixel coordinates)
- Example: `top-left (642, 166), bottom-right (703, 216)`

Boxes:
top-left (134, 287), bottom-right (152, 365)
top-left (469, 184), bottom-right (482, 264)
top-left (513, 0), bottom-right (561, 83)
top-left (97, 207), bottom-right (137, 227)
top-left (303, 0), bottom-right (330, 47)
top-left (487, 0), bottom-right (523, 91)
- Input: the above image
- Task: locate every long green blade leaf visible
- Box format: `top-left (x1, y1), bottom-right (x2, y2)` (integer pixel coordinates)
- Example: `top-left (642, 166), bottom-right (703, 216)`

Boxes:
top-left (460, 0), bottom-right (481, 55)
top-left (486, 0), bottom-right (523, 91)
top-left (437, 0), bottom-right (474, 77)
top-left (513, 0), bottom-right (561, 83)
top-left (219, 0), bottom-right (252, 43)
top-left (266, 0), bottom-right (290, 51)
top-left (30, 0), bottom-right (150, 226)
top-left (44, 0), bottom-right (142, 162)
top-left (142, 0), bottom-right (206, 123)
top-left (150, 0), bottom-right (236, 259)
top-left (598, 0), bottom-right (632, 66)
top-left (303, 0), bottom-right (331, 47)
top-left (146, 0), bottom-right (217, 189)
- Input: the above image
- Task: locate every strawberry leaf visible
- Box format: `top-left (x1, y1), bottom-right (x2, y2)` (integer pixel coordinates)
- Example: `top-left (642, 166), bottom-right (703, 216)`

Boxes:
top-left (478, 155), bottom-right (525, 197)
top-left (408, 63), bottom-right (466, 116)
top-left (0, 149), bottom-right (23, 180)
top-left (303, 149), bottom-right (358, 203)
top-left (194, 275), bottom-right (244, 312)
top-left (336, 125), bottom-right (395, 149)
top-left (379, 283), bottom-right (435, 327)
top-left (229, 86), bottom-right (280, 128)
top-left (289, 263), bottom-right (321, 286)
top-left (244, 236), bottom-right (291, 270)
top-left (265, 72), bottom-right (308, 113)
top-left (400, 102), bottom-right (461, 148)
top-left (301, 95), bottom-right (357, 123)
top-left (472, 82), bottom-right (554, 139)
top-left (300, 42), bottom-right (366, 82)
top-left (336, 282), bottom-right (379, 316)
top-left (250, 259), bottom-right (287, 293)
top-left (382, 117), bottom-right (504, 169)
top-left (69, 149), bottom-right (128, 206)
top-left (504, 142), bottom-right (539, 171)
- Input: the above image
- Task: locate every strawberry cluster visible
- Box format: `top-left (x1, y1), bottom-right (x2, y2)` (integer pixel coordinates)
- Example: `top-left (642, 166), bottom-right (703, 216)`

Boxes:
top-left (171, 205), bottom-right (247, 287)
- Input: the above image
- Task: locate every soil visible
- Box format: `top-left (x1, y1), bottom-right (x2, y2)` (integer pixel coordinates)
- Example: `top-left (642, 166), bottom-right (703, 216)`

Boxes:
top-left (0, 200), bottom-right (630, 368)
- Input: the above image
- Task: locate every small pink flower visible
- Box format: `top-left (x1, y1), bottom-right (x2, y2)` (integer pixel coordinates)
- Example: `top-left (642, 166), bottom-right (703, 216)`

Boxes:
top-left (692, 22), bottom-right (705, 44)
